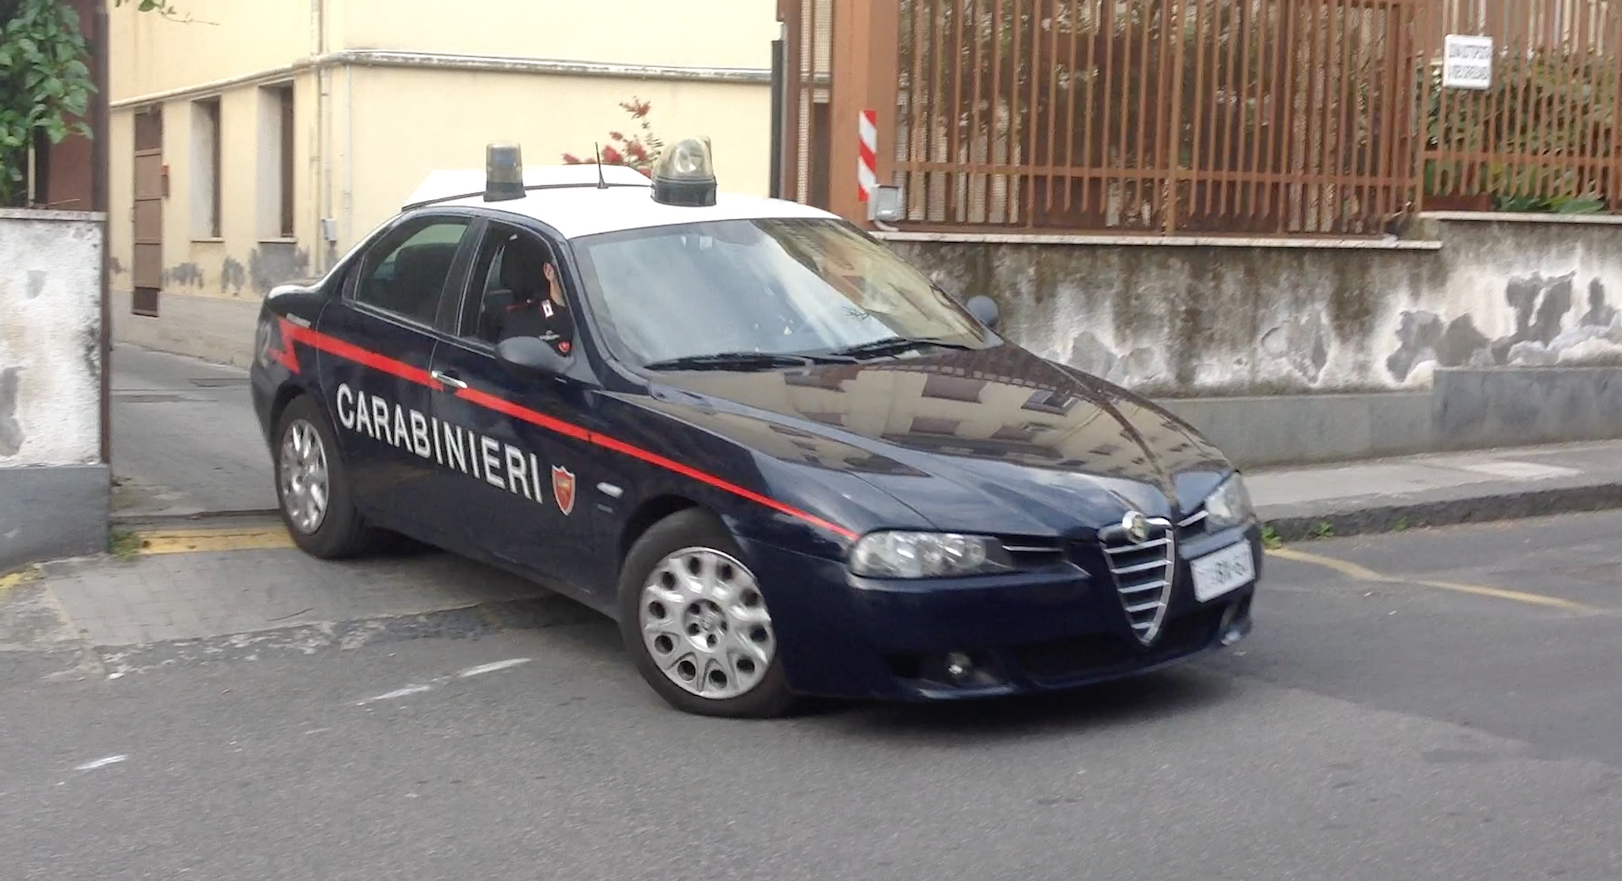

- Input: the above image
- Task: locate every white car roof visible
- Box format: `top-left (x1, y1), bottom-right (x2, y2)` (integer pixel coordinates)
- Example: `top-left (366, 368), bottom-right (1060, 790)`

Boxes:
top-left (405, 165), bottom-right (843, 240)
top-left (402, 163), bottom-right (654, 209)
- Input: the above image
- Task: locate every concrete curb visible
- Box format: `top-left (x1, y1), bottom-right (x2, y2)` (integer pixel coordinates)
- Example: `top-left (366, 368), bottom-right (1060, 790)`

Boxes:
top-left (1260, 481), bottom-right (1622, 543)
top-left (110, 508), bottom-right (281, 528)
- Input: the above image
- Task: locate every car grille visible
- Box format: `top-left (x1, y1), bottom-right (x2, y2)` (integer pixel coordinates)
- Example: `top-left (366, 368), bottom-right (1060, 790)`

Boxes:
top-left (1100, 516), bottom-right (1176, 645)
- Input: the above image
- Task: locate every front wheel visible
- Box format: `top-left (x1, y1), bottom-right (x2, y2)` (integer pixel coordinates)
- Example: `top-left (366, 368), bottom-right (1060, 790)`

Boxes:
top-left (274, 393), bottom-right (375, 559)
top-left (617, 509), bottom-right (797, 718)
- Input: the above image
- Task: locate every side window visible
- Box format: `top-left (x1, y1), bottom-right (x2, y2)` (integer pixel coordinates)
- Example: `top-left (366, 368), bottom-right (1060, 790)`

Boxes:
top-left (459, 224), bottom-right (569, 347)
top-left (353, 218), bottom-right (471, 326)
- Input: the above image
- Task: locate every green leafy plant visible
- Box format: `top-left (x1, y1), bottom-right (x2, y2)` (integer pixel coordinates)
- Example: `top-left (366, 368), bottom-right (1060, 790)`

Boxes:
top-left (1310, 521), bottom-right (1336, 540)
top-left (0, 0), bottom-right (185, 206)
top-left (0, 0), bottom-right (94, 206)
top-left (1261, 524), bottom-right (1282, 550)
top-left (108, 529), bottom-right (141, 559)
top-left (1421, 46), bottom-right (1620, 212)
top-left (561, 97), bottom-right (663, 177)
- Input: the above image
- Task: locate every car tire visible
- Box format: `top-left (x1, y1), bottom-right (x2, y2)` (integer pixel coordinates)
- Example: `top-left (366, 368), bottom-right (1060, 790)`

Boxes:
top-left (617, 508), bottom-right (798, 719)
top-left (273, 393), bottom-right (376, 560)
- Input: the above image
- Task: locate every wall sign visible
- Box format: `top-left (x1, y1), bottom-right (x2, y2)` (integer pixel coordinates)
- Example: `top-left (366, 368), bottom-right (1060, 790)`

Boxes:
top-left (1442, 34), bottom-right (1494, 90)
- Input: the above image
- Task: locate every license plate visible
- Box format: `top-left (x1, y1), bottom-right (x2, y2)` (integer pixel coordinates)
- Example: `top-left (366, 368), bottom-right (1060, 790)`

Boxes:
top-left (1190, 541), bottom-right (1255, 603)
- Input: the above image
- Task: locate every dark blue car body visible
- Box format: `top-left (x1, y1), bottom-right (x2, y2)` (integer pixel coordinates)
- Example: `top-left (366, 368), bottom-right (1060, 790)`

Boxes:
top-left (249, 199), bottom-right (1260, 704)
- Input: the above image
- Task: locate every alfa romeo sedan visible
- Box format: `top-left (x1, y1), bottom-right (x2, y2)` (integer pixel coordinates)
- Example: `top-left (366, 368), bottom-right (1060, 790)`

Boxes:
top-left (249, 137), bottom-right (1262, 718)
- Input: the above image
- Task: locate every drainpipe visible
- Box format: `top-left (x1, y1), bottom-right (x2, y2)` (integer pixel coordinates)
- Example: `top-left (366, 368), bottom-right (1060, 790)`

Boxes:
top-left (769, 25), bottom-right (785, 200)
top-left (311, 0), bottom-right (330, 274)
top-left (92, 0), bottom-right (111, 467)
top-left (345, 66), bottom-right (353, 251)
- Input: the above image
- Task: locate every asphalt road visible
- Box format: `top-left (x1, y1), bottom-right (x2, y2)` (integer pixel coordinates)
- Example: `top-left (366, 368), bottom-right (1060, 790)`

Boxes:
top-left (110, 344), bottom-right (276, 518)
top-left (4, 513), bottom-right (1622, 880)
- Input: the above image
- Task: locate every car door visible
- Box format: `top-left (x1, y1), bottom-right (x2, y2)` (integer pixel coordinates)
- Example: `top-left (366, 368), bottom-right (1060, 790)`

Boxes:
top-left (425, 220), bottom-right (626, 604)
top-left (315, 211), bottom-right (479, 537)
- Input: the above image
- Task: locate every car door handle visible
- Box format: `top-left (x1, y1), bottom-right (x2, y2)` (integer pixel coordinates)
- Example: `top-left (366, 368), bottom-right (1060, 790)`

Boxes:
top-left (430, 369), bottom-right (468, 390)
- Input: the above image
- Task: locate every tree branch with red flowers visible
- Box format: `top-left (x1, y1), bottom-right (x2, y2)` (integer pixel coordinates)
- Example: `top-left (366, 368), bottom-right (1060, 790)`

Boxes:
top-left (562, 97), bottom-right (663, 177)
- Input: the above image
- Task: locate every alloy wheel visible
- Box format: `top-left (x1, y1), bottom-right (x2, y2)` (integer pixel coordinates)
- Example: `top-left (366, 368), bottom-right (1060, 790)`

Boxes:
top-left (278, 418), bottom-right (330, 535)
top-left (639, 547), bottom-right (776, 700)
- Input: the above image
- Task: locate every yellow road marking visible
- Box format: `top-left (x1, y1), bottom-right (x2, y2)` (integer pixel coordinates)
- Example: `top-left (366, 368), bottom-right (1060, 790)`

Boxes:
top-left (130, 526), bottom-right (295, 555)
top-left (1268, 546), bottom-right (1599, 614)
top-left (0, 566), bottom-right (41, 592)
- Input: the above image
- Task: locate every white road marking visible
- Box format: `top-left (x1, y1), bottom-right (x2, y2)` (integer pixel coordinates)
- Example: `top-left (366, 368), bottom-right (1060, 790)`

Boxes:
top-left (74, 755), bottom-right (127, 771)
top-left (356, 657), bottom-right (535, 707)
top-left (356, 684), bottom-right (433, 705)
top-left (1454, 460), bottom-right (1581, 481)
top-left (457, 658), bottom-right (532, 679)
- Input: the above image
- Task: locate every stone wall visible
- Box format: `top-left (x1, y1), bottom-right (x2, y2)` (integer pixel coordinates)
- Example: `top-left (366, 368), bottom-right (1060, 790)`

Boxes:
top-left (0, 209), bottom-right (109, 570)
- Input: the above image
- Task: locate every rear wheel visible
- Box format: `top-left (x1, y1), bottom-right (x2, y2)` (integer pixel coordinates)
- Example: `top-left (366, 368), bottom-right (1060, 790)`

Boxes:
top-left (618, 509), bottom-right (797, 718)
top-left (274, 394), bottom-right (375, 559)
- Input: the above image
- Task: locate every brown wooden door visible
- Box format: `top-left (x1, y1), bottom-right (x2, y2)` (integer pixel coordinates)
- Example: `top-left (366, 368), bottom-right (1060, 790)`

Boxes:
top-left (132, 107), bottom-right (163, 317)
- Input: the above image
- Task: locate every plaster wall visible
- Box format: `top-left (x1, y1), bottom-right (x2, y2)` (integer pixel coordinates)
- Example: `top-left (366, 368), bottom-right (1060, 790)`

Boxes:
top-left (883, 215), bottom-right (1622, 398)
top-left (0, 211), bottom-right (104, 467)
top-left (0, 211), bottom-right (109, 570)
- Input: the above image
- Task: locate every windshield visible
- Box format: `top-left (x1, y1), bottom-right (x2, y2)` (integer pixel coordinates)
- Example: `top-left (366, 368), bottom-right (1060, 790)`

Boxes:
top-left (568, 218), bottom-right (992, 367)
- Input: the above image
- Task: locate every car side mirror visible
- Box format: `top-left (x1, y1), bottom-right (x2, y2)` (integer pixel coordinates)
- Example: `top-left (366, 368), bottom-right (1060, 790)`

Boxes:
top-left (966, 295), bottom-right (1000, 329)
top-left (495, 335), bottom-right (571, 377)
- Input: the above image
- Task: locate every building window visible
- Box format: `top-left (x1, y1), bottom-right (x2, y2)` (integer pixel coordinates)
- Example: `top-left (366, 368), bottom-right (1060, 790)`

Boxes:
top-left (1022, 389), bottom-right (1076, 415)
top-left (908, 416), bottom-right (961, 436)
top-left (921, 374), bottom-right (985, 403)
top-left (190, 97), bottom-right (221, 239)
top-left (259, 84), bottom-right (295, 239)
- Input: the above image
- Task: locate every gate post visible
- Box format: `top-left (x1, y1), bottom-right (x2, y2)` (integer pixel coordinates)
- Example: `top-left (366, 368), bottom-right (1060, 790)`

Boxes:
top-left (828, 0), bottom-right (899, 227)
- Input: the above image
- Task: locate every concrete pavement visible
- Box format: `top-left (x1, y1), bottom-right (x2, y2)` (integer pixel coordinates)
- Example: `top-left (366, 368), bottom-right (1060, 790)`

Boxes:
top-left (4, 512), bottom-right (1622, 880)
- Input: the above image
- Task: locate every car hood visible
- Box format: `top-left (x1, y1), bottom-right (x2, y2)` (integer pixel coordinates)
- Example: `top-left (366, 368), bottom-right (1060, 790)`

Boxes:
top-left (635, 344), bottom-right (1235, 537)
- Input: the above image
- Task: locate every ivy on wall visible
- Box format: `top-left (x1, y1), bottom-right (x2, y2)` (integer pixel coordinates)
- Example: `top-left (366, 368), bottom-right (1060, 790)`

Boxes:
top-left (0, 0), bottom-right (93, 205)
top-left (0, 0), bottom-right (177, 206)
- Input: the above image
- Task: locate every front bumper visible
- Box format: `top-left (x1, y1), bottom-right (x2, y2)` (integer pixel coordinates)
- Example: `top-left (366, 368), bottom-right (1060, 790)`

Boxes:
top-left (740, 525), bottom-right (1261, 702)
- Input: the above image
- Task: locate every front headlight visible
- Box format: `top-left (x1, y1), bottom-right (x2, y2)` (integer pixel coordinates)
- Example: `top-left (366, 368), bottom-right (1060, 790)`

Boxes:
top-left (848, 531), bottom-right (1015, 579)
top-left (1202, 472), bottom-right (1255, 530)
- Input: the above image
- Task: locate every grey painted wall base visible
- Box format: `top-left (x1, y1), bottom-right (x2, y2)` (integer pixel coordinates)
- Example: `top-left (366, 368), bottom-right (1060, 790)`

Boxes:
top-left (111, 289), bottom-right (261, 368)
top-left (1159, 366), bottom-right (1622, 468)
top-left (0, 464), bottom-right (110, 572)
top-left (1433, 367), bottom-right (1622, 451)
top-left (1159, 392), bottom-right (1434, 468)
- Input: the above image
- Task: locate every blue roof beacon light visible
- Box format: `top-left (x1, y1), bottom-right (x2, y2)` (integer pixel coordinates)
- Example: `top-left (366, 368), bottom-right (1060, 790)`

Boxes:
top-left (484, 142), bottom-right (526, 202)
top-left (651, 136), bottom-right (717, 207)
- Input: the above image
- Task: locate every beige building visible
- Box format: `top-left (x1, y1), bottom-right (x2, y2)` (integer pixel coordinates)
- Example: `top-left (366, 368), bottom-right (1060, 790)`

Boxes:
top-left (107, 0), bottom-right (780, 365)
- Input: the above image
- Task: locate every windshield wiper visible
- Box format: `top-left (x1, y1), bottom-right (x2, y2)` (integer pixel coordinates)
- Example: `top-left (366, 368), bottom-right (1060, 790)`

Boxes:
top-left (642, 351), bottom-right (818, 372)
top-left (830, 336), bottom-right (977, 359)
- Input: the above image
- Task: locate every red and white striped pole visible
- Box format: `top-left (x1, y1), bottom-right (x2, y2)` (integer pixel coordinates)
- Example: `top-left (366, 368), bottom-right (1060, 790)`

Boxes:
top-left (857, 109), bottom-right (878, 203)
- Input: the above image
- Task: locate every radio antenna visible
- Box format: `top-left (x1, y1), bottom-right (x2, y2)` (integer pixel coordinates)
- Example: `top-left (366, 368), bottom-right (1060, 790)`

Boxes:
top-left (594, 142), bottom-right (608, 189)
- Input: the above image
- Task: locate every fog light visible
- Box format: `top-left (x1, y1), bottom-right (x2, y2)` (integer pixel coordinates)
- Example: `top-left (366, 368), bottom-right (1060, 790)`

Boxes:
top-left (944, 652), bottom-right (973, 680)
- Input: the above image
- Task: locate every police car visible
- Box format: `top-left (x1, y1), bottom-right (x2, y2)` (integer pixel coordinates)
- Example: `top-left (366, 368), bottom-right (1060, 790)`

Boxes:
top-left (249, 137), bottom-right (1262, 718)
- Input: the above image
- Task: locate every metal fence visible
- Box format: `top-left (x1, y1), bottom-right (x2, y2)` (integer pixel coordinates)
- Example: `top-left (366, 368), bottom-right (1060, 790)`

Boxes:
top-left (891, 0), bottom-right (1419, 235)
top-left (1418, 0), bottom-right (1622, 211)
top-left (780, 0), bottom-right (1622, 236)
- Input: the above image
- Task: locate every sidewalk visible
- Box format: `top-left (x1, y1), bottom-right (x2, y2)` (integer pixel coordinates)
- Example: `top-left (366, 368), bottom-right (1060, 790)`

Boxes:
top-left (2, 443), bottom-right (1617, 671)
top-left (1248, 439), bottom-right (1622, 540)
top-left (32, 343), bottom-right (1614, 667)
top-left (112, 342), bottom-right (1622, 535)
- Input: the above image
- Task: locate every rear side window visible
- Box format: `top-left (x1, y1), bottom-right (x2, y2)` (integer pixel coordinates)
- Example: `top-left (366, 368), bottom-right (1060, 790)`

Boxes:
top-left (353, 219), bottom-right (471, 326)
